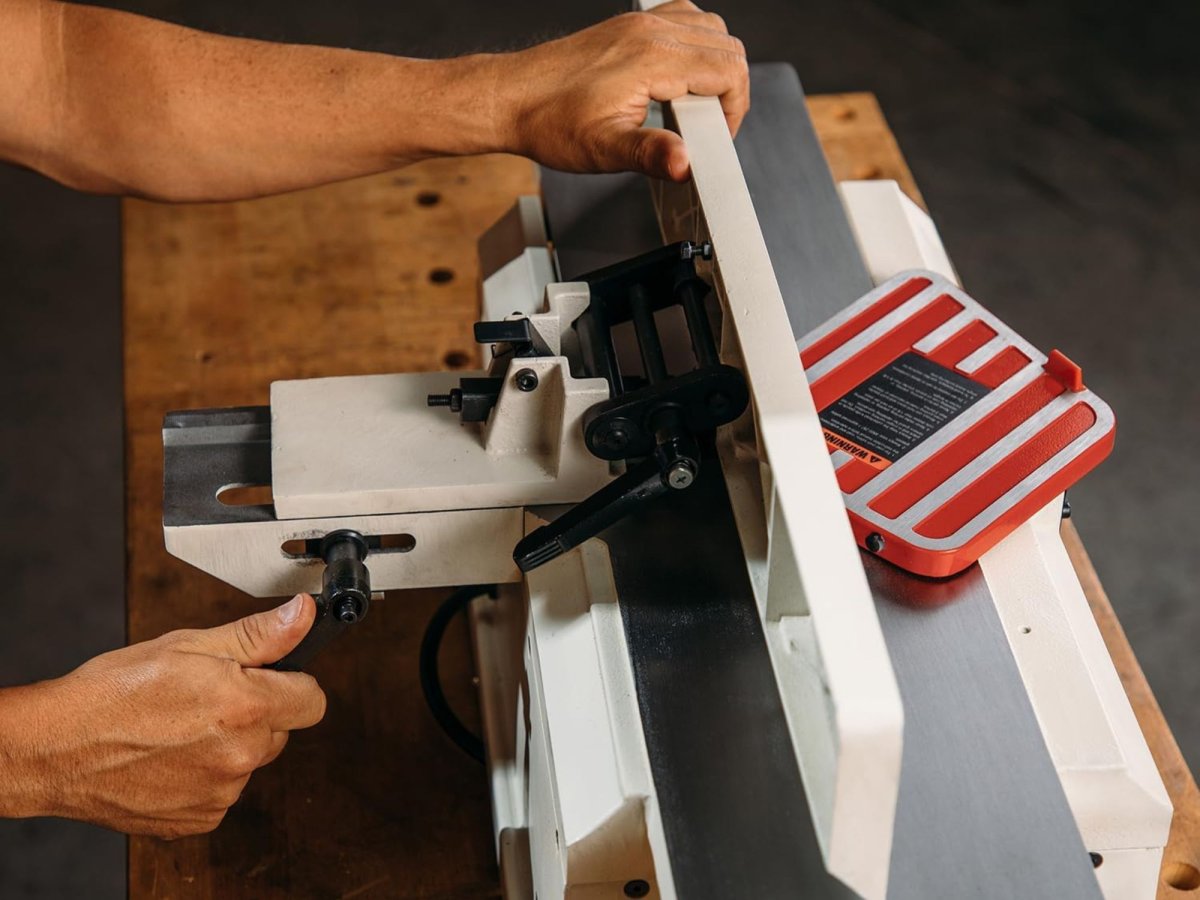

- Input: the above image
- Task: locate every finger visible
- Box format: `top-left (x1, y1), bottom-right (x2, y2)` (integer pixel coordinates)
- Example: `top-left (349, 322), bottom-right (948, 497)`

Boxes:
top-left (183, 594), bottom-right (317, 667)
top-left (651, 44), bottom-right (750, 134)
top-left (605, 125), bottom-right (690, 182)
top-left (243, 667), bottom-right (328, 731)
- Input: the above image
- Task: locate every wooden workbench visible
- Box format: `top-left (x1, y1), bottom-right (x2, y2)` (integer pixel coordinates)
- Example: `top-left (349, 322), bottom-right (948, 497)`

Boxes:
top-left (123, 94), bottom-right (1200, 899)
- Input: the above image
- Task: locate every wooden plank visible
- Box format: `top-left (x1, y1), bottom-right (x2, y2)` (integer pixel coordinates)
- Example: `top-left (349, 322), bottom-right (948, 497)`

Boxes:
top-left (124, 155), bottom-right (537, 899)
top-left (123, 94), bottom-right (1198, 899)
top-left (807, 93), bottom-right (925, 207)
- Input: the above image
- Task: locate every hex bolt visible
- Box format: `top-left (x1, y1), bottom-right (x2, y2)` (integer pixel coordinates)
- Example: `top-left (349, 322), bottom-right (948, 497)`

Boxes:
top-left (624, 880), bottom-right (651, 899)
top-left (679, 241), bottom-right (713, 261)
top-left (866, 532), bottom-right (886, 554)
top-left (333, 595), bottom-right (363, 623)
top-left (604, 427), bottom-right (629, 451)
top-left (427, 388), bottom-right (463, 412)
top-left (514, 368), bottom-right (539, 392)
top-left (594, 420), bottom-right (633, 454)
top-left (666, 461), bottom-right (695, 490)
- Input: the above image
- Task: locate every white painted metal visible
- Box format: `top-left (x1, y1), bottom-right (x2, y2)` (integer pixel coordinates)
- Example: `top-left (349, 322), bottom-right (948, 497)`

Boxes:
top-left (473, 518), bottom-right (674, 900)
top-left (164, 507), bottom-right (522, 597)
top-left (270, 360), bottom-right (612, 521)
top-left (479, 195), bottom-right (557, 341)
top-left (642, 66), bottom-right (905, 900)
top-left (472, 206), bottom-right (676, 899)
top-left (167, 251), bottom-right (609, 599)
top-left (839, 180), bottom-right (957, 285)
top-left (984, 499), bottom-right (1171, 899)
top-left (840, 178), bottom-right (1171, 900)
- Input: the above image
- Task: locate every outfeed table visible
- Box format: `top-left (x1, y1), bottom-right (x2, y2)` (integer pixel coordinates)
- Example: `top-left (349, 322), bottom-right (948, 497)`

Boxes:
top-left (123, 93), bottom-right (1200, 899)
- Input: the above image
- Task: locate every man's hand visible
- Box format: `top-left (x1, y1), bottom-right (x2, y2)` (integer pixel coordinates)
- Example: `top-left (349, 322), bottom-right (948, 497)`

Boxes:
top-left (499, 1), bottom-right (749, 182)
top-left (0, 594), bottom-right (326, 838)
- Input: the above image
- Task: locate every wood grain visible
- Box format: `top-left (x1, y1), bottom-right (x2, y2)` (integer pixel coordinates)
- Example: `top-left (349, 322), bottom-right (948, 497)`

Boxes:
top-left (124, 94), bottom-right (1197, 899)
top-left (125, 155), bottom-right (537, 899)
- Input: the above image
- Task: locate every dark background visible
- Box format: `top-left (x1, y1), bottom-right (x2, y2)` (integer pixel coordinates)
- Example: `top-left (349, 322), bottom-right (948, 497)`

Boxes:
top-left (1, 0), bottom-right (1197, 896)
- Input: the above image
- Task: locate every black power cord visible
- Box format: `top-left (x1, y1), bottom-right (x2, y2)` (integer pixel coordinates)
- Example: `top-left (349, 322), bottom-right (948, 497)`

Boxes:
top-left (419, 584), bottom-right (496, 764)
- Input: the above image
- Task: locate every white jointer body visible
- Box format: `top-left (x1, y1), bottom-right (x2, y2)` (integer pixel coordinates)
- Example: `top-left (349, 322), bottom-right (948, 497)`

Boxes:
top-left (838, 179), bottom-right (1171, 900)
top-left (469, 179), bottom-right (1170, 900)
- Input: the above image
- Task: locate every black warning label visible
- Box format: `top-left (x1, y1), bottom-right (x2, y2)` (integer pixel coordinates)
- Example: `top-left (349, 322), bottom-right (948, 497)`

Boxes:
top-left (819, 352), bottom-right (988, 465)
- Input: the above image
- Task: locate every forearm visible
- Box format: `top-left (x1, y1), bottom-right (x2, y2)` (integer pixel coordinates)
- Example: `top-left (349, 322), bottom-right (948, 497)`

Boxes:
top-left (0, 684), bottom-right (57, 819)
top-left (2, 0), bottom-right (748, 200)
top-left (20, 1), bottom-right (512, 201)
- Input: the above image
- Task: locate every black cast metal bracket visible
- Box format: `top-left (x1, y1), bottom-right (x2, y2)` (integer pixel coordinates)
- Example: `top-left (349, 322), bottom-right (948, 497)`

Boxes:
top-left (513, 241), bottom-right (748, 571)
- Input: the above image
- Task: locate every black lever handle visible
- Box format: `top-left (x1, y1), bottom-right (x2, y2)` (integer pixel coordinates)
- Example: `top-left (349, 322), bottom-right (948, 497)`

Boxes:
top-left (511, 239), bottom-right (735, 573)
top-left (269, 530), bottom-right (371, 672)
top-left (514, 421), bottom-right (700, 572)
top-left (514, 457), bottom-right (670, 572)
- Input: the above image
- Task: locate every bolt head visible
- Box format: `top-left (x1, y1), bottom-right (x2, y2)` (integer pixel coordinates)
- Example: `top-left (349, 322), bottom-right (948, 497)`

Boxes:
top-left (865, 532), bottom-right (886, 554)
top-left (333, 594), bottom-right (364, 623)
top-left (667, 462), bottom-right (695, 490)
top-left (514, 368), bottom-right (539, 392)
top-left (595, 420), bottom-right (633, 453)
top-left (624, 880), bottom-right (651, 899)
top-left (605, 428), bottom-right (628, 450)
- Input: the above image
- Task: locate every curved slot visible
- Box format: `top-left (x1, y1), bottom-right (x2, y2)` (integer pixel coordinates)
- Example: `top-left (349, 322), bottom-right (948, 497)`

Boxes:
top-left (280, 533), bottom-right (418, 559)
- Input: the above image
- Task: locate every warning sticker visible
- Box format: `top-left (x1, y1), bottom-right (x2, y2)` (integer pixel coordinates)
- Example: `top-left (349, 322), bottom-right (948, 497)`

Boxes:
top-left (823, 429), bottom-right (892, 470)
top-left (819, 352), bottom-right (988, 465)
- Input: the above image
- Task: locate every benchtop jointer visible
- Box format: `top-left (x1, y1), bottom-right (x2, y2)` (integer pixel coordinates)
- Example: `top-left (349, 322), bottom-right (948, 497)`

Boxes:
top-left (162, 245), bottom-right (748, 597)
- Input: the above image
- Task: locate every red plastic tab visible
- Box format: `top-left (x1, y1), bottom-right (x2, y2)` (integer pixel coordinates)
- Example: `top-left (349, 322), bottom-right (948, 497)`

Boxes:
top-left (1044, 349), bottom-right (1085, 392)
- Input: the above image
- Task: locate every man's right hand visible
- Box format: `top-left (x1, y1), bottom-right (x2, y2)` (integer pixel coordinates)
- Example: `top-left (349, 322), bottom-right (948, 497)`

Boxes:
top-left (0, 593), bottom-right (326, 838)
top-left (496, 0), bottom-right (749, 182)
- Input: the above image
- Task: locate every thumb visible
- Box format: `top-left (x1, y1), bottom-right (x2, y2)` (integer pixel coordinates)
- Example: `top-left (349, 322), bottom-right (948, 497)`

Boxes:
top-left (613, 126), bottom-right (690, 182)
top-left (191, 594), bottom-right (317, 667)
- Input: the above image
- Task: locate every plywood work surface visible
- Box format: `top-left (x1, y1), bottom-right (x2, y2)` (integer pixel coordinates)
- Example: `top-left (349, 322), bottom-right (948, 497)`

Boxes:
top-left (123, 94), bottom-right (1198, 898)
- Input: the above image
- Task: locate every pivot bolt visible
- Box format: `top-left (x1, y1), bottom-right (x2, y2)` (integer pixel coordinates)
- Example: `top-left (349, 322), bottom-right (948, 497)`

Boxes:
top-left (866, 532), bottom-right (886, 554)
top-left (595, 421), bottom-right (633, 453)
top-left (607, 428), bottom-right (628, 450)
top-left (333, 594), bottom-right (364, 623)
top-left (514, 368), bottom-right (539, 392)
top-left (624, 880), bottom-right (651, 899)
top-left (680, 241), bottom-right (713, 261)
top-left (666, 461), bottom-right (695, 490)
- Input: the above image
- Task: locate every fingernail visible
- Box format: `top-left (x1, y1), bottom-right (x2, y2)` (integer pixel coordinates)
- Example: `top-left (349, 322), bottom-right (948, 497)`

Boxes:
top-left (277, 594), bottom-right (304, 625)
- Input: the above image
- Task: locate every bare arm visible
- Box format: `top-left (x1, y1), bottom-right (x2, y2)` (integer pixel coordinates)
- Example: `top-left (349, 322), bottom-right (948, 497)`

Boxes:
top-left (0, 0), bottom-right (748, 201)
